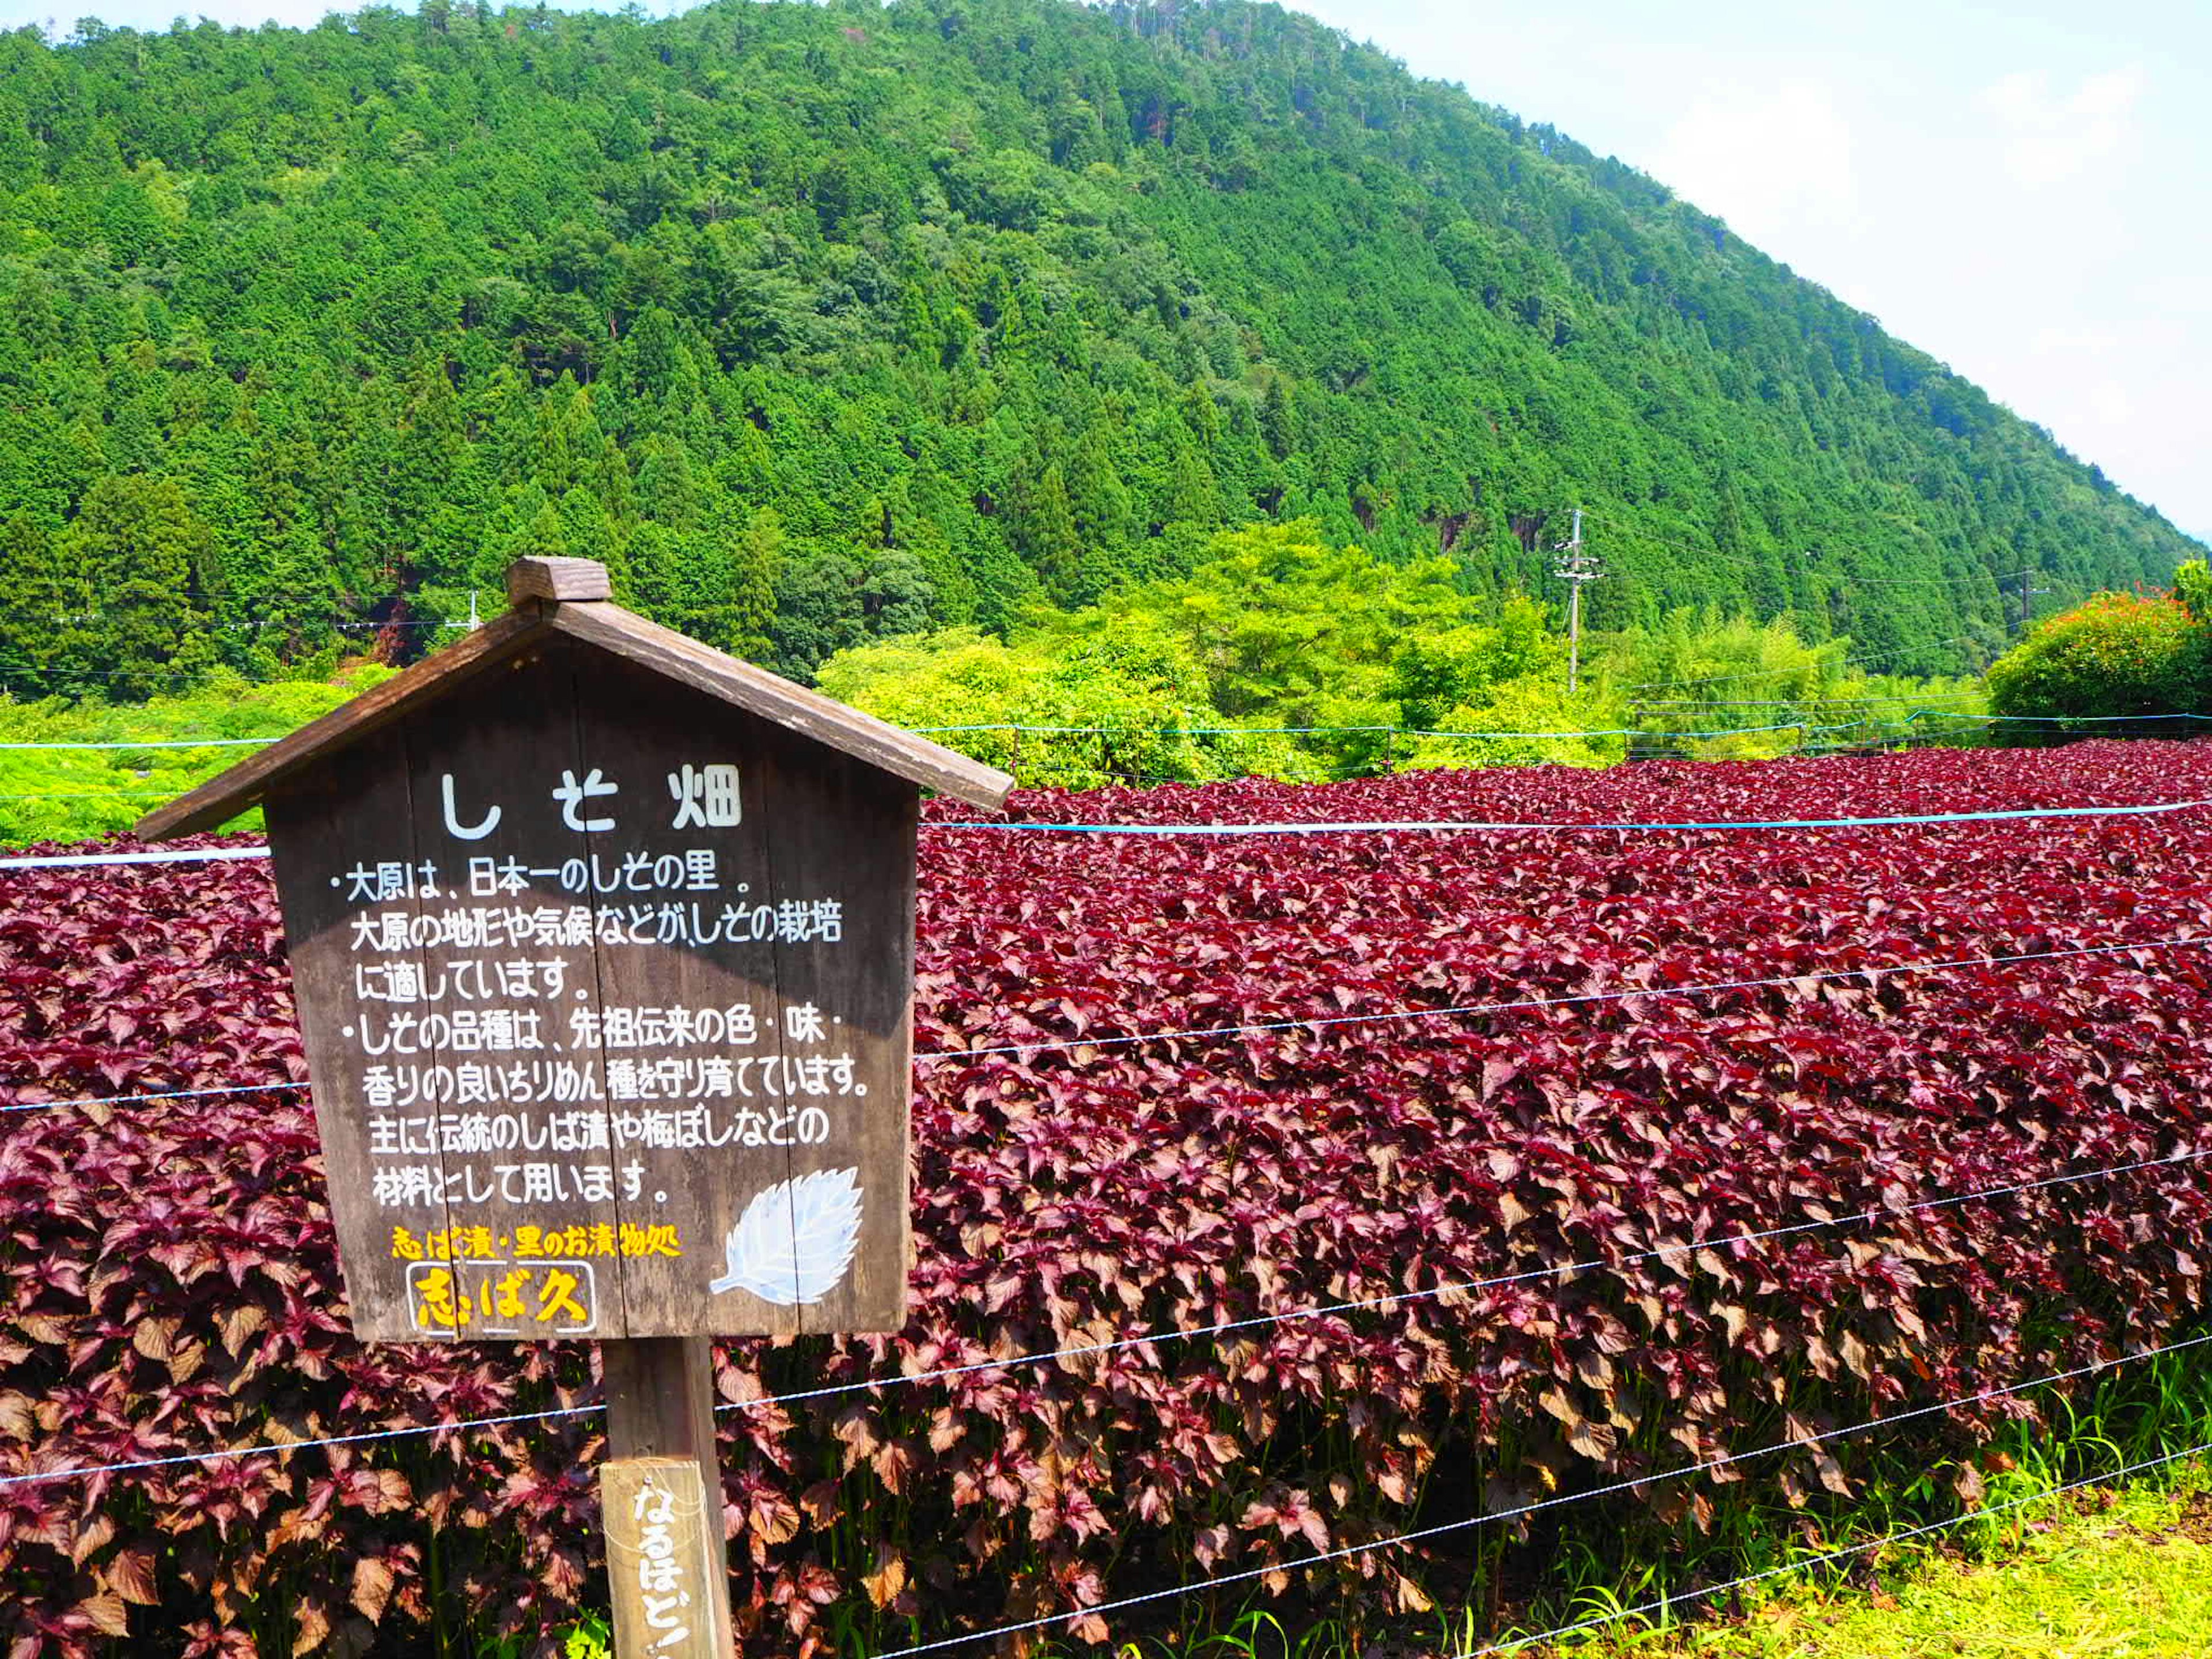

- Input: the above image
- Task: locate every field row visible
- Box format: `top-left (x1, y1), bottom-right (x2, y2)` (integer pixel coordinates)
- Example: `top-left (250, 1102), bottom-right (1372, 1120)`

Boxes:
top-left (2, 741), bottom-right (2210, 1656)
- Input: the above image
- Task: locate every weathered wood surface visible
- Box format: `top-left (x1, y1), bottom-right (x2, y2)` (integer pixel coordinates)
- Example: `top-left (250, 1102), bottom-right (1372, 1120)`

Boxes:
top-left (759, 734), bottom-right (916, 1334)
top-left (243, 634), bottom-right (919, 1338)
top-left (151, 556), bottom-right (934, 1342)
top-left (135, 609), bottom-right (538, 839)
top-left (266, 727), bottom-right (450, 1343)
top-left (507, 555), bottom-right (613, 604)
top-left (600, 1448), bottom-right (732, 1659)
top-left (399, 639), bottom-right (628, 1339)
top-left (574, 658), bottom-right (803, 1336)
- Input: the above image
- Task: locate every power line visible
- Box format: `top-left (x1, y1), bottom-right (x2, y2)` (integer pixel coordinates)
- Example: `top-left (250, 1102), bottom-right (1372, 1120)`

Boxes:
top-left (10, 936), bottom-right (2203, 1119)
top-left (7, 791), bottom-right (2207, 874)
top-left (2, 1080), bottom-right (305, 1115)
top-left (0, 846), bottom-right (272, 872)
top-left (707, 1143), bottom-right (2211, 1430)
top-left (0, 737), bottom-right (278, 751)
top-left (0, 790), bottom-right (175, 801)
top-left (1911, 711), bottom-right (2212, 726)
top-left (0, 1399), bottom-right (603, 1492)
top-left (914, 719), bottom-right (1823, 740)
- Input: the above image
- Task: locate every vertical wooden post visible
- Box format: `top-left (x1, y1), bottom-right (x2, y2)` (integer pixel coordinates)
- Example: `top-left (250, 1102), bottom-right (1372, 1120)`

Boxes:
top-left (602, 1454), bottom-right (726, 1659)
top-left (603, 1338), bottom-right (733, 1658)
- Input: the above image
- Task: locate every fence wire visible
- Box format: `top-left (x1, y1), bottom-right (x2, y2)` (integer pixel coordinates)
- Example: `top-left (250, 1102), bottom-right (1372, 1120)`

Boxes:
top-left (5, 1142), bottom-right (2202, 1495)
top-left (872, 1338), bottom-right (2212, 1656)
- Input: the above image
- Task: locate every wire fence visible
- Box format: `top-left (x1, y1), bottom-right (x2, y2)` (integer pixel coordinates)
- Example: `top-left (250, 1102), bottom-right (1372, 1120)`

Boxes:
top-left (6, 791), bottom-right (2212, 874)
top-left (5, 1142), bottom-right (2203, 1497)
top-left (3, 743), bottom-right (2210, 1649)
top-left (10, 704), bottom-right (2203, 857)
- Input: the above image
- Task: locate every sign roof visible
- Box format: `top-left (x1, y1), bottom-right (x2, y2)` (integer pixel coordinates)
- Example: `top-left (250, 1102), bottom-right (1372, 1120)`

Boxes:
top-left (135, 558), bottom-right (1014, 838)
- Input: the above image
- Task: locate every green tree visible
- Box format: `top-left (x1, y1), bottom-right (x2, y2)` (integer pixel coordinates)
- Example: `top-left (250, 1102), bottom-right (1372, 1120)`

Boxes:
top-left (58, 475), bottom-right (212, 698)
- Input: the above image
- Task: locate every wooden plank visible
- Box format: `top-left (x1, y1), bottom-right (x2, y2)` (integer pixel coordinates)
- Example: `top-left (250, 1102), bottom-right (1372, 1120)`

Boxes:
top-left (396, 638), bottom-right (631, 1340)
top-left (138, 581), bottom-right (1010, 842)
top-left (135, 609), bottom-right (544, 839)
top-left (548, 601), bottom-right (1014, 810)
top-left (572, 658), bottom-right (803, 1337)
top-left (263, 728), bottom-right (455, 1343)
top-left (603, 1338), bottom-right (724, 1469)
top-left (760, 738), bottom-right (916, 1335)
top-left (603, 1340), bottom-right (732, 1659)
top-left (599, 1445), bottom-right (732, 1659)
top-left (508, 556), bottom-right (613, 604)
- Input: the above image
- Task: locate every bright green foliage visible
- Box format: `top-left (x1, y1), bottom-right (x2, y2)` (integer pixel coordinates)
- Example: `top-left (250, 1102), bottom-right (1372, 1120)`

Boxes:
top-left (825, 521), bottom-right (1627, 777)
top-left (821, 520), bottom-right (1993, 779)
top-left (1594, 609), bottom-right (1987, 757)
top-left (2172, 558), bottom-right (2212, 624)
top-left (1037, 522), bottom-right (1582, 775)
top-left (1604, 609), bottom-right (1851, 708)
top-left (1403, 676), bottom-right (1626, 770)
top-left (1484, 1466), bottom-right (2212, 1658)
top-left (0, 0), bottom-right (2197, 704)
top-left (1986, 590), bottom-right (2209, 721)
top-left (815, 620), bottom-right (1305, 789)
top-left (0, 665), bottom-right (394, 846)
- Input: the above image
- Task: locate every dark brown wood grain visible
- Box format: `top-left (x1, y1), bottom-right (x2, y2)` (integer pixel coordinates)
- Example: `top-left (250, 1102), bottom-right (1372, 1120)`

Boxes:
top-left (507, 556), bottom-right (613, 604)
top-left (136, 609), bottom-right (544, 839)
top-left (145, 556), bottom-right (933, 1344)
top-left (599, 1443), bottom-right (732, 1659)
top-left (573, 657), bottom-right (805, 1337)
top-left (264, 727), bottom-right (456, 1343)
top-left (759, 737), bottom-right (916, 1335)
top-left (396, 639), bottom-right (631, 1340)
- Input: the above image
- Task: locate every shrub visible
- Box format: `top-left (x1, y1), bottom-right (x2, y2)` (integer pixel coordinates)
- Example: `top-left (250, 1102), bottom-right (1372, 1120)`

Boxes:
top-left (4, 744), bottom-right (2211, 1656)
top-left (1986, 590), bottom-right (2207, 721)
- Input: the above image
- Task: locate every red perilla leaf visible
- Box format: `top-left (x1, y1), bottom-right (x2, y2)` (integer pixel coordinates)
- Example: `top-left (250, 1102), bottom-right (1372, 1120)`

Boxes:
top-left (4, 741), bottom-right (2210, 1652)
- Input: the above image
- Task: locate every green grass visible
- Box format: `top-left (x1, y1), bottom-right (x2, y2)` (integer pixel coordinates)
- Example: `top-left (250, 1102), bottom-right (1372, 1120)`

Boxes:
top-left (0, 666), bottom-right (392, 847)
top-left (1539, 1460), bottom-right (2212, 1658)
top-left (1028, 1349), bottom-right (2212, 1659)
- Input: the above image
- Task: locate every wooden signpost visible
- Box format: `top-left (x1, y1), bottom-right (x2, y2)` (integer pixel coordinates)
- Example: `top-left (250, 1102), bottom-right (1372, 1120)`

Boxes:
top-left (138, 556), bottom-right (1012, 1657)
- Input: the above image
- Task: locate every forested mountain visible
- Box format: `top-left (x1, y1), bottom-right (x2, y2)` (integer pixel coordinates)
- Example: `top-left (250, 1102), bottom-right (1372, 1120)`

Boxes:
top-left (0, 0), bottom-right (2196, 699)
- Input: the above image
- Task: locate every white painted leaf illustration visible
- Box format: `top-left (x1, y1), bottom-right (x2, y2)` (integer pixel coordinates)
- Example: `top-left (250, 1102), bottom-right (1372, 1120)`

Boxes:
top-left (708, 1168), bottom-right (863, 1305)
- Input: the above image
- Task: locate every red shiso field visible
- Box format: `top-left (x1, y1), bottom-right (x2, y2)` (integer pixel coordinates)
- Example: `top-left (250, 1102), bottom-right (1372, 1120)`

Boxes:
top-left (3, 741), bottom-right (2210, 1656)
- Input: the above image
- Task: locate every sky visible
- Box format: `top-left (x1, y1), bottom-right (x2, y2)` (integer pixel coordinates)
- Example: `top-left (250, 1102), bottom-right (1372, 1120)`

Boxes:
top-left (1293, 0), bottom-right (2212, 544)
top-left (7, 0), bottom-right (2209, 541)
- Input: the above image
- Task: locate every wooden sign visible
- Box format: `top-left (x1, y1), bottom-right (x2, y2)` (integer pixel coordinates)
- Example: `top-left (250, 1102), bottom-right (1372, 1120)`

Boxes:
top-left (601, 1456), bottom-right (731, 1659)
top-left (138, 559), bottom-right (1011, 1344)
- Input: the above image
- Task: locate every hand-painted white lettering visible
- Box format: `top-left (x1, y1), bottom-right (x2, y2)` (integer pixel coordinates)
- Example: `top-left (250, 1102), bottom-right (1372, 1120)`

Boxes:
top-left (552, 767), bottom-right (619, 832)
top-left (441, 774), bottom-right (502, 840)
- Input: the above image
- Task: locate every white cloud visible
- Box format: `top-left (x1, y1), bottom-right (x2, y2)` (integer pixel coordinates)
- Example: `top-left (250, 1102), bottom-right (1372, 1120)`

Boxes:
top-left (1647, 79), bottom-right (1870, 257)
top-left (1973, 66), bottom-right (2144, 187)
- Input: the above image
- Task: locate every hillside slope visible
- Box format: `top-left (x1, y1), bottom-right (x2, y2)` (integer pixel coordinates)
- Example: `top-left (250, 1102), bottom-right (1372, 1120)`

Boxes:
top-left (0, 0), bottom-right (2196, 695)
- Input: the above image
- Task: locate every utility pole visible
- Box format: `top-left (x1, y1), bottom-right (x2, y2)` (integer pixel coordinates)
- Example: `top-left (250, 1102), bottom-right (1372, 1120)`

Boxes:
top-left (1552, 507), bottom-right (1602, 695)
top-left (2012, 570), bottom-right (2051, 635)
